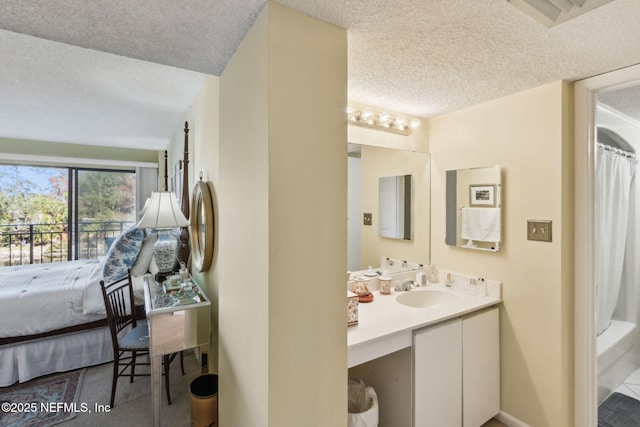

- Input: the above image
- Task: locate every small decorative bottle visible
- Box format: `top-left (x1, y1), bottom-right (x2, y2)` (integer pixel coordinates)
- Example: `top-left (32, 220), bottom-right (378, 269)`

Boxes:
top-left (416, 264), bottom-right (425, 287)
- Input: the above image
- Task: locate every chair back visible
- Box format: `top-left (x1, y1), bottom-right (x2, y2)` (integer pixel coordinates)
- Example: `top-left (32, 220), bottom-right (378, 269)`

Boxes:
top-left (100, 272), bottom-right (137, 349)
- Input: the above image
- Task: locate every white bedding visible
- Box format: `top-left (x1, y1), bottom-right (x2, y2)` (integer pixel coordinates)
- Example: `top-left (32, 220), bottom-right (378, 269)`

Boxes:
top-left (0, 259), bottom-right (108, 338)
top-left (0, 326), bottom-right (113, 386)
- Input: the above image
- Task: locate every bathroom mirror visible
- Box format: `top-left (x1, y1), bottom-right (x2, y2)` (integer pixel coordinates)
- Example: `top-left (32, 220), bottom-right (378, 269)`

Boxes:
top-left (190, 178), bottom-right (214, 272)
top-left (446, 166), bottom-right (501, 252)
top-left (348, 144), bottom-right (429, 271)
top-left (379, 174), bottom-right (412, 240)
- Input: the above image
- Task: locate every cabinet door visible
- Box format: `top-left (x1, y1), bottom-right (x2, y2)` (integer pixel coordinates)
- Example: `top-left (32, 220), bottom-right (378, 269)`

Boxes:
top-left (414, 319), bottom-right (462, 427)
top-left (463, 307), bottom-right (500, 427)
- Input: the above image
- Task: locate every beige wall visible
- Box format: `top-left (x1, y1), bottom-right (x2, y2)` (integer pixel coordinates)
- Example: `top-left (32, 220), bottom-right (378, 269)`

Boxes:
top-left (359, 145), bottom-right (430, 268)
top-left (218, 3), bottom-right (347, 426)
top-left (429, 81), bottom-right (574, 427)
top-left (219, 7), bottom-right (269, 423)
top-left (167, 75), bottom-right (220, 369)
top-left (0, 137), bottom-right (158, 166)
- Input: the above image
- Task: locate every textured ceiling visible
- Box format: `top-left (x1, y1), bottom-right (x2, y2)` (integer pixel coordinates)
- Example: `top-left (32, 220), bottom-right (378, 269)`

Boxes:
top-left (599, 86), bottom-right (640, 122)
top-left (0, 29), bottom-right (207, 149)
top-left (1, 0), bottom-right (640, 150)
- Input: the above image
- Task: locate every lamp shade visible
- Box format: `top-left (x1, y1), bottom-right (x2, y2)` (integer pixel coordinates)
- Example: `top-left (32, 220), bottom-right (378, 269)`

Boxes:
top-left (136, 192), bottom-right (189, 229)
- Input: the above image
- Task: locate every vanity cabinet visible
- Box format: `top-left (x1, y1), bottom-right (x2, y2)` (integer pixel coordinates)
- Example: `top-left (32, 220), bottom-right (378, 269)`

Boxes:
top-left (414, 318), bottom-right (462, 426)
top-left (414, 307), bottom-right (499, 427)
top-left (462, 307), bottom-right (500, 426)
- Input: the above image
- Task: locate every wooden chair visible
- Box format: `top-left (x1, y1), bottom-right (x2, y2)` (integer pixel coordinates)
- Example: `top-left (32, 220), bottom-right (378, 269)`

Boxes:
top-left (100, 272), bottom-right (181, 407)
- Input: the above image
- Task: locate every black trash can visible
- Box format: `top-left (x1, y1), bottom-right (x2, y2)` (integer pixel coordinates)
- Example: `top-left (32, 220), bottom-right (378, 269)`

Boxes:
top-left (190, 374), bottom-right (218, 427)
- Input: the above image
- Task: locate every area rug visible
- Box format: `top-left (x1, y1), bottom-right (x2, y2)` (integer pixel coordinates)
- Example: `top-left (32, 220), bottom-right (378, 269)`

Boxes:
top-left (598, 391), bottom-right (640, 427)
top-left (0, 369), bottom-right (85, 427)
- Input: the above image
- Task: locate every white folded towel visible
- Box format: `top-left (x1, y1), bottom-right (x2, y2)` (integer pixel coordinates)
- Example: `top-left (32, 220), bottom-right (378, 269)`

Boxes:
top-left (461, 207), bottom-right (501, 243)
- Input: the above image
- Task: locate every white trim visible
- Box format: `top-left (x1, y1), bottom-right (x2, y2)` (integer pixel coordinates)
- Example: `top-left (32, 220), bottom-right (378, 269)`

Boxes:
top-left (0, 152), bottom-right (158, 169)
top-left (495, 410), bottom-right (530, 427)
top-left (574, 77), bottom-right (598, 427)
top-left (574, 63), bottom-right (640, 427)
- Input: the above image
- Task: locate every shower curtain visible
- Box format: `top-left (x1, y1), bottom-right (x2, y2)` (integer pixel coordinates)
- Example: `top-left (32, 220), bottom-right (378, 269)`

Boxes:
top-left (596, 144), bottom-right (637, 336)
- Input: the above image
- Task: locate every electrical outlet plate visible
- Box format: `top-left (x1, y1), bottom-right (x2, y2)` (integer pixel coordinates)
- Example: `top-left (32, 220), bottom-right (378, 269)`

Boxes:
top-left (527, 220), bottom-right (552, 242)
top-left (363, 213), bottom-right (372, 226)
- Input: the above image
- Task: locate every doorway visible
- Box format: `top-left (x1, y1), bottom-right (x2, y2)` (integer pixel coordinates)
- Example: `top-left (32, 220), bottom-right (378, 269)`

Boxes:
top-left (575, 63), bottom-right (640, 426)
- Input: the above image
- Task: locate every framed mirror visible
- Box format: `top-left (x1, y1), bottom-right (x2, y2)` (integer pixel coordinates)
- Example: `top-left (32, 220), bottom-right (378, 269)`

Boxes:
top-left (190, 178), bottom-right (214, 272)
top-left (446, 166), bottom-right (501, 252)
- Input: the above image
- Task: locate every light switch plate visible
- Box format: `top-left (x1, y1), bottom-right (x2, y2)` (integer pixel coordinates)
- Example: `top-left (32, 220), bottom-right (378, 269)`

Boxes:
top-left (527, 220), bottom-right (552, 242)
top-left (363, 213), bottom-right (372, 226)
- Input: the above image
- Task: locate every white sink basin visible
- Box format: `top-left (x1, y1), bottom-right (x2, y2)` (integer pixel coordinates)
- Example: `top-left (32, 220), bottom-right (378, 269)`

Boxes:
top-left (395, 289), bottom-right (462, 309)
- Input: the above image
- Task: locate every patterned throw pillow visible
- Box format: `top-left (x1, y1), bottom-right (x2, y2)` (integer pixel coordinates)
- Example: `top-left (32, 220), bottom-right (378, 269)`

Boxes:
top-left (103, 226), bottom-right (144, 283)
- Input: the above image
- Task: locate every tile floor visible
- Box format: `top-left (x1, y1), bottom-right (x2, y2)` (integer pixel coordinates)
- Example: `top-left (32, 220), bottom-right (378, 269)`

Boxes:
top-left (612, 367), bottom-right (640, 400)
top-left (445, 370), bottom-right (640, 427)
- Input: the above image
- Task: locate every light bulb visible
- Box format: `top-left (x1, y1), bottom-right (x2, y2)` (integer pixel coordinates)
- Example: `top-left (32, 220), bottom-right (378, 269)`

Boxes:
top-left (377, 113), bottom-right (392, 127)
top-left (361, 110), bottom-right (375, 124)
top-left (393, 116), bottom-right (407, 129)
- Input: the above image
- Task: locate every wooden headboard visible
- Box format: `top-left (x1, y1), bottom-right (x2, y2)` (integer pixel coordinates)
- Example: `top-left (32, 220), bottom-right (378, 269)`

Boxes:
top-left (179, 122), bottom-right (190, 264)
top-left (164, 122), bottom-right (191, 265)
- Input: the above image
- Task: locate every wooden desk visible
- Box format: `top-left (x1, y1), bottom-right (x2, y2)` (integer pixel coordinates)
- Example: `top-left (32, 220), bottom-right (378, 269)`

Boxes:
top-left (143, 275), bottom-right (211, 427)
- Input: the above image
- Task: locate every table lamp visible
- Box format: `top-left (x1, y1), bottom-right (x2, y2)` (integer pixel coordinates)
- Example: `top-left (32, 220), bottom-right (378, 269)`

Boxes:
top-left (136, 191), bottom-right (189, 274)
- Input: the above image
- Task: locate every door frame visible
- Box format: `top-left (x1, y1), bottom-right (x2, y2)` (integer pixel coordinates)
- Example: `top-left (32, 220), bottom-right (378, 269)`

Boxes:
top-left (574, 64), bottom-right (640, 426)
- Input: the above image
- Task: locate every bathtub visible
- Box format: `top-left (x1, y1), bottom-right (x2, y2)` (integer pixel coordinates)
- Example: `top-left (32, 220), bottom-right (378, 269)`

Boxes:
top-left (597, 320), bottom-right (638, 403)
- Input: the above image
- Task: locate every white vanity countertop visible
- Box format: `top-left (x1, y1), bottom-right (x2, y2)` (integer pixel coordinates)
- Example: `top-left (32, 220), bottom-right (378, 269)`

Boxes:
top-left (347, 282), bottom-right (501, 367)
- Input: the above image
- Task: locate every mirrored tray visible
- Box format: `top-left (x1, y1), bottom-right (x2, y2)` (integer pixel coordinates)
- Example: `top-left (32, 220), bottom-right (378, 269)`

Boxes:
top-left (154, 293), bottom-right (177, 308)
top-left (168, 289), bottom-right (202, 306)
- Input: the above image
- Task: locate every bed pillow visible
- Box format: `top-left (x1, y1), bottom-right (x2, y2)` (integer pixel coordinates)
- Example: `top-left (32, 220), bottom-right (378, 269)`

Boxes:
top-left (103, 226), bottom-right (145, 283)
top-left (149, 254), bottom-right (159, 275)
top-left (130, 233), bottom-right (158, 277)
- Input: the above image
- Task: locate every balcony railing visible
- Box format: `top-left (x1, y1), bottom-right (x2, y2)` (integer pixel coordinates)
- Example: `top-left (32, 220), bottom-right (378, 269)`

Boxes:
top-left (0, 220), bottom-right (135, 267)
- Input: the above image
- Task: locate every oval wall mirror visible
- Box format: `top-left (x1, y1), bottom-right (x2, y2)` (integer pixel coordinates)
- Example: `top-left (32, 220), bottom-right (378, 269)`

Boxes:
top-left (190, 178), bottom-right (214, 272)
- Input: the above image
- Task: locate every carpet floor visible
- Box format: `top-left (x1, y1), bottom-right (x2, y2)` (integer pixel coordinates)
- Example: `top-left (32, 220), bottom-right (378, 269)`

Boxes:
top-left (61, 351), bottom-right (202, 427)
top-left (5, 354), bottom-right (508, 427)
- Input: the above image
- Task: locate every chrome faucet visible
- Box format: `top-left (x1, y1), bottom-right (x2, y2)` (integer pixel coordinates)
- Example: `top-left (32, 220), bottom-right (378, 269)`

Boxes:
top-left (395, 280), bottom-right (415, 292)
top-left (445, 273), bottom-right (453, 288)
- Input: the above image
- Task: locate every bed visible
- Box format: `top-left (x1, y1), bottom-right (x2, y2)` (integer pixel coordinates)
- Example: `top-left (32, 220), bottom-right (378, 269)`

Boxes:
top-left (0, 217), bottom-right (162, 386)
top-left (0, 123), bottom-right (191, 387)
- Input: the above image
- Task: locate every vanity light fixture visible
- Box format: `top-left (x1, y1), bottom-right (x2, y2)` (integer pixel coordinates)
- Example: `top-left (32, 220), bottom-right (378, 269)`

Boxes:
top-left (507, 0), bottom-right (614, 27)
top-left (347, 105), bottom-right (421, 136)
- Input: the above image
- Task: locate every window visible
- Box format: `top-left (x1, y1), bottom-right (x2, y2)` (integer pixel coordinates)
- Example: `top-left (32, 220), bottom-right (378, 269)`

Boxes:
top-left (0, 164), bottom-right (136, 266)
